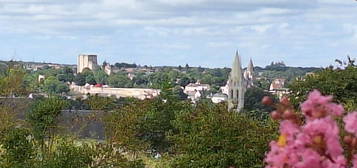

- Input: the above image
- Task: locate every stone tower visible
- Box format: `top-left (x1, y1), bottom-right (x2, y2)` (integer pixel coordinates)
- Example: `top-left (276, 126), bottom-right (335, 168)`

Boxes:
top-left (227, 51), bottom-right (246, 112)
top-left (244, 58), bottom-right (254, 88)
top-left (77, 54), bottom-right (98, 73)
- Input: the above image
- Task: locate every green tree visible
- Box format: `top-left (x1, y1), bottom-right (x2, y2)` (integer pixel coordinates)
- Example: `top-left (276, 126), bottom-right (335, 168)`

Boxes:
top-left (105, 86), bottom-right (190, 155)
top-left (27, 97), bottom-right (68, 147)
top-left (94, 69), bottom-right (108, 84)
top-left (243, 87), bottom-right (276, 120)
top-left (169, 103), bottom-right (277, 168)
top-left (57, 67), bottom-right (75, 83)
top-left (0, 128), bottom-right (35, 168)
top-left (0, 68), bottom-right (27, 96)
top-left (85, 94), bottom-right (116, 111)
top-left (74, 73), bottom-right (86, 86)
top-left (289, 65), bottom-right (357, 110)
top-left (42, 76), bottom-right (69, 95)
top-left (108, 73), bottom-right (133, 88)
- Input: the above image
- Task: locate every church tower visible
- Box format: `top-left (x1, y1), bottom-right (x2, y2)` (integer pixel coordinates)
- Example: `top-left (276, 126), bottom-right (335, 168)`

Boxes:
top-left (227, 51), bottom-right (246, 112)
top-left (244, 58), bottom-right (254, 88)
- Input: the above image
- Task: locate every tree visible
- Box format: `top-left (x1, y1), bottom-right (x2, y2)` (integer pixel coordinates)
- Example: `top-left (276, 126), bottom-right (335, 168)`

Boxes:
top-left (243, 87), bottom-right (276, 120)
top-left (94, 69), bottom-right (108, 84)
top-left (105, 86), bottom-right (191, 155)
top-left (108, 73), bottom-right (133, 88)
top-left (42, 76), bottom-right (69, 95)
top-left (0, 128), bottom-right (35, 168)
top-left (85, 74), bottom-right (96, 85)
top-left (27, 97), bottom-right (68, 144)
top-left (169, 103), bottom-right (277, 168)
top-left (178, 76), bottom-right (193, 87)
top-left (289, 64), bottom-right (357, 111)
top-left (84, 94), bottom-right (116, 111)
top-left (57, 67), bottom-right (75, 83)
top-left (0, 68), bottom-right (27, 96)
top-left (74, 73), bottom-right (86, 86)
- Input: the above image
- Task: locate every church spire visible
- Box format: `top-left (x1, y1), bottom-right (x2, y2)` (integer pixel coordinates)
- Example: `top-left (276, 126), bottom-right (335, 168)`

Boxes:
top-left (247, 58), bottom-right (254, 73)
top-left (231, 50), bottom-right (243, 81)
top-left (228, 50), bottom-right (246, 112)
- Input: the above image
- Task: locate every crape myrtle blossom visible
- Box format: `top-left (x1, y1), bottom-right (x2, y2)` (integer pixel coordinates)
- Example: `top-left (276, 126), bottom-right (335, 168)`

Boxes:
top-left (263, 90), bottom-right (357, 168)
top-left (344, 112), bottom-right (357, 137)
top-left (301, 90), bottom-right (344, 120)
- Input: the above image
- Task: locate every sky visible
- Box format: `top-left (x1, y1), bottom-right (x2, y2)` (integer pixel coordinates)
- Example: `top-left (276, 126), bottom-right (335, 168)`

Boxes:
top-left (0, 0), bottom-right (356, 68)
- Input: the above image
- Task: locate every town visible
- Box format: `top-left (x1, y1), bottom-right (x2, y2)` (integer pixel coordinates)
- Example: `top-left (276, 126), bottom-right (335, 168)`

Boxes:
top-left (0, 0), bottom-right (356, 167)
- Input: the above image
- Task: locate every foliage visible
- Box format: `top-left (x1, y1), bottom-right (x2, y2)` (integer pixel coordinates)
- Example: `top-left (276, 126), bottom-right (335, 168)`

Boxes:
top-left (0, 106), bottom-right (16, 138)
top-left (243, 87), bottom-right (276, 120)
top-left (42, 138), bottom-right (95, 168)
top-left (0, 127), bottom-right (35, 167)
top-left (74, 69), bottom-right (97, 85)
top-left (169, 103), bottom-right (278, 168)
top-left (74, 73), bottom-right (86, 86)
top-left (108, 73), bottom-right (133, 88)
top-left (0, 128), bottom-right (35, 168)
top-left (94, 69), bottom-right (108, 84)
top-left (27, 97), bottom-right (68, 141)
top-left (57, 67), bottom-right (75, 83)
top-left (91, 143), bottom-right (145, 168)
top-left (105, 95), bottom-right (190, 154)
top-left (114, 62), bottom-right (137, 68)
top-left (289, 65), bottom-right (357, 110)
top-left (42, 76), bottom-right (70, 94)
top-left (0, 68), bottom-right (27, 96)
top-left (84, 95), bottom-right (117, 111)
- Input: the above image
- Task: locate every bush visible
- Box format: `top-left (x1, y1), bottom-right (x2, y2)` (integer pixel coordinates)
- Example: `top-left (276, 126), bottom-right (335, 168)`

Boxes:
top-left (169, 103), bottom-right (277, 168)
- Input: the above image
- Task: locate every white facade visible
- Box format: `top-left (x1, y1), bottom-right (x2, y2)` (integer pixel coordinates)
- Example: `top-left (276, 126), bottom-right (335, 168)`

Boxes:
top-left (77, 54), bottom-right (98, 73)
top-left (184, 82), bottom-right (210, 94)
top-left (211, 93), bottom-right (228, 104)
top-left (70, 83), bottom-right (160, 100)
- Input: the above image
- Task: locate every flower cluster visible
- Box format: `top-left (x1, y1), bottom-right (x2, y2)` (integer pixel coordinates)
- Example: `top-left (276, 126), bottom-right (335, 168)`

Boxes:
top-left (264, 90), bottom-right (357, 168)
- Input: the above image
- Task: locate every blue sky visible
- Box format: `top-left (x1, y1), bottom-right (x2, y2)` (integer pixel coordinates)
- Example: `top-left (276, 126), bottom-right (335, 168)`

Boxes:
top-left (0, 0), bottom-right (356, 68)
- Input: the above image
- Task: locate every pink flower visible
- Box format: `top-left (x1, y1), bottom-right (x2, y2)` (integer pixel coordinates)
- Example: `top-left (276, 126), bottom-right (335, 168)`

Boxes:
top-left (301, 90), bottom-right (344, 119)
top-left (294, 149), bottom-right (323, 168)
top-left (343, 112), bottom-right (357, 136)
top-left (280, 120), bottom-right (300, 143)
top-left (265, 141), bottom-right (290, 168)
top-left (299, 117), bottom-right (344, 161)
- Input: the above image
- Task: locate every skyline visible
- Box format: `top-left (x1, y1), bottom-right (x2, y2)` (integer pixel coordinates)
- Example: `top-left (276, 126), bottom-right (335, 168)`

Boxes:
top-left (0, 0), bottom-right (356, 68)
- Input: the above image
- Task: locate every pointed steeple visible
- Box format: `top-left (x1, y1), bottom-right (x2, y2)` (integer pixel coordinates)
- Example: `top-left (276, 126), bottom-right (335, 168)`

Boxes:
top-left (231, 50), bottom-right (243, 81)
top-left (247, 58), bottom-right (254, 73)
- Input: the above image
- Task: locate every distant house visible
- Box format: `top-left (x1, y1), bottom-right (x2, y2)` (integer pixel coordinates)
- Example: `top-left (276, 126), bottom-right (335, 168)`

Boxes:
top-left (183, 81), bottom-right (210, 103)
top-left (269, 78), bottom-right (289, 99)
top-left (184, 81), bottom-right (210, 93)
top-left (211, 93), bottom-right (228, 104)
top-left (269, 78), bottom-right (285, 91)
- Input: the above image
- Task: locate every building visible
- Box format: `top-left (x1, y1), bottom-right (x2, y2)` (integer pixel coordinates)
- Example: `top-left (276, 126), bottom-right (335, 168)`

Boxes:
top-left (244, 58), bottom-right (254, 88)
top-left (211, 93), bottom-right (228, 104)
top-left (183, 81), bottom-right (210, 103)
top-left (70, 83), bottom-right (160, 100)
top-left (269, 78), bottom-right (289, 99)
top-left (184, 81), bottom-right (210, 93)
top-left (77, 54), bottom-right (98, 73)
top-left (227, 51), bottom-right (254, 112)
top-left (103, 63), bottom-right (112, 75)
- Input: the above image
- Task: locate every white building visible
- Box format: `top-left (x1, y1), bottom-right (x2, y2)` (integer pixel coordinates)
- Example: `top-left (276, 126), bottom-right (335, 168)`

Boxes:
top-left (184, 81), bottom-right (210, 94)
top-left (211, 93), bottom-right (228, 104)
top-left (70, 83), bottom-right (160, 100)
top-left (269, 78), bottom-right (289, 99)
top-left (77, 54), bottom-right (98, 73)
